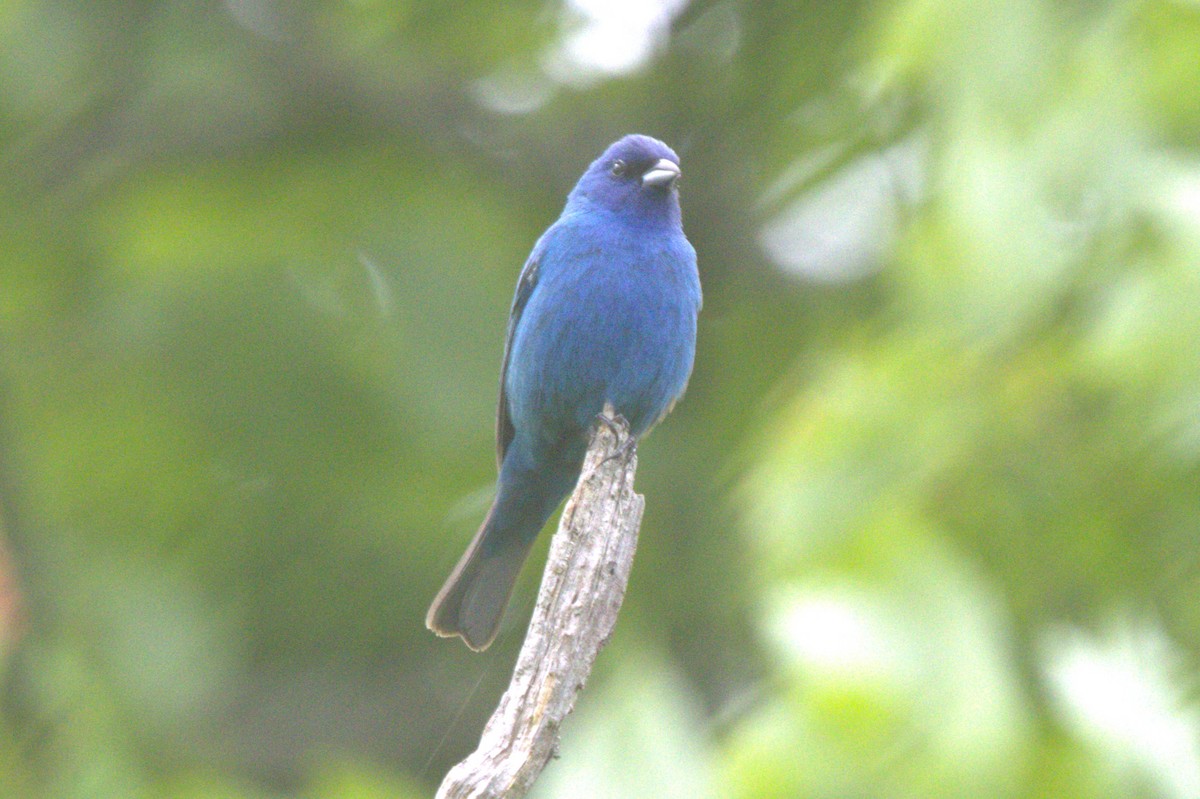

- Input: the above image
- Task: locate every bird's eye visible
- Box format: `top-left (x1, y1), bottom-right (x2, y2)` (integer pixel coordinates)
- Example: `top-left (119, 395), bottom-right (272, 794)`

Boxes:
top-left (609, 159), bottom-right (626, 177)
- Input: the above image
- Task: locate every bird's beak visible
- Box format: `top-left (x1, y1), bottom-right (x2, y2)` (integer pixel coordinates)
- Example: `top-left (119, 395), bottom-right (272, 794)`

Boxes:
top-left (642, 158), bottom-right (681, 188)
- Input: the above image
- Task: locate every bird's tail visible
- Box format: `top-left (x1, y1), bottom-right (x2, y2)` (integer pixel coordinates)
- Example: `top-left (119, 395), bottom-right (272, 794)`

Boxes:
top-left (426, 454), bottom-right (576, 651)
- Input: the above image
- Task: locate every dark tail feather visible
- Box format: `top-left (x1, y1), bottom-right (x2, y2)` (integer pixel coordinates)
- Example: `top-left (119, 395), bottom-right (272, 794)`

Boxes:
top-left (428, 442), bottom-right (582, 651)
top-left (425, 503), bottom-right (537, 651)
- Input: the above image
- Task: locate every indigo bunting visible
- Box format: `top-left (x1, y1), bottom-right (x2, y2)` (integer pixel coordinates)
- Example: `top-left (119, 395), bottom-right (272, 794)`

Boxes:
top-left (426, 134), bottom-right (701, 651)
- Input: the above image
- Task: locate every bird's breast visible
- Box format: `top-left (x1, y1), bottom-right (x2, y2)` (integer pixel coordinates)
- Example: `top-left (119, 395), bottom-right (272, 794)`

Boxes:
top-left (505, 235), bottom-right (698, 443)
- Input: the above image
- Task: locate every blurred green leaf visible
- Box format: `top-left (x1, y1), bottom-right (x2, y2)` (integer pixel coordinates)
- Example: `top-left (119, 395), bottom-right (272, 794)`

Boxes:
top-left (3, 0), bottom-right (1200, 796)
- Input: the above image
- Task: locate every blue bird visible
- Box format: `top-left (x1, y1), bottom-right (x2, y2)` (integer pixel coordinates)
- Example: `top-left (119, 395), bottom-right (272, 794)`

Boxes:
top-left (426, 134), bottom-right (702, 651)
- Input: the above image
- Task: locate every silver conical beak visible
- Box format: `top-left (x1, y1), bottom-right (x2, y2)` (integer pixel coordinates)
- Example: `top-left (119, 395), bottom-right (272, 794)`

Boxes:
top-left (642, 158), bottom-right (681, 188)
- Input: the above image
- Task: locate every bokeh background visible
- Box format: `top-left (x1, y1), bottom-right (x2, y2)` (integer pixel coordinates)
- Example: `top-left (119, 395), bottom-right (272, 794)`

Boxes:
top-left (3, 1), bottom-right (1200, 797)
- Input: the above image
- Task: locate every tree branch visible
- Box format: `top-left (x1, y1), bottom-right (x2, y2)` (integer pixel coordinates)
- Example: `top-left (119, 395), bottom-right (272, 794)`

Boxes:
top-left (436, 414), bottom-right (645, 799)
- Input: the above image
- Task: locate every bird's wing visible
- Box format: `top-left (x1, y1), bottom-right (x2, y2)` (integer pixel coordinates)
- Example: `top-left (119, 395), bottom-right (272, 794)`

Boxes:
top-left (495, 242), bottom-right (543, 467)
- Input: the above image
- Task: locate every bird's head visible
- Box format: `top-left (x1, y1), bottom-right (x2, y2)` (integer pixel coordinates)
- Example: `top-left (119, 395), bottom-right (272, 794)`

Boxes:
top-left (567, 134), bottom-right (683, 226)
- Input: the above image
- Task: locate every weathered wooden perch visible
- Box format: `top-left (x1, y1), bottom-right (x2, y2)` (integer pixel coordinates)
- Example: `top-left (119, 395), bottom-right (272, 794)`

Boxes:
top-left (435, 415), bottom-right (645, 799)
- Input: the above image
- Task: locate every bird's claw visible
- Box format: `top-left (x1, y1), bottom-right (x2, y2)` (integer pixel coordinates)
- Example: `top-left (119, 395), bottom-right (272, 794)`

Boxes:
top-left (607, 435), bottom-right (638, 465)
top-left (593, 412), bottom-right (628, 438)
top-left (593, 412), bottom-right (637, 466)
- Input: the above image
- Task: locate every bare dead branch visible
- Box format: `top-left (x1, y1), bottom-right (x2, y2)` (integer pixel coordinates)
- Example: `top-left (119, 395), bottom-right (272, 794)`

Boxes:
top-left (436, 415), bottom-right (644, 799)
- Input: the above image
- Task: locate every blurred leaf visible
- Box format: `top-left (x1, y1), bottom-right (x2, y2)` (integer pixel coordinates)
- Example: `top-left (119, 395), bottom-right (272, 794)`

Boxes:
top-left (532, 645), bottom-right (715, 799)
top-left (2, 0), bottom-right (1200, 796)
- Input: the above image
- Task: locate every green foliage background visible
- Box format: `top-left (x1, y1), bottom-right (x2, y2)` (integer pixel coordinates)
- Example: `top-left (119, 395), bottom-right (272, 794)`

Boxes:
top-left (3, 1), bottom-right (1200, 797)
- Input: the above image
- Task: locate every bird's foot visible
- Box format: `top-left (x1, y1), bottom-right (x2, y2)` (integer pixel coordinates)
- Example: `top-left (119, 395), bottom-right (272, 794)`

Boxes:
top-left (593, 412), bottom-right (637, 465)
top-left (606, 435), bottom-right (638, 465)
top-left (593, 411), bottom-right (628, 438)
